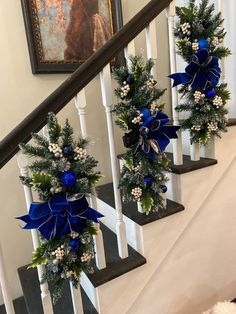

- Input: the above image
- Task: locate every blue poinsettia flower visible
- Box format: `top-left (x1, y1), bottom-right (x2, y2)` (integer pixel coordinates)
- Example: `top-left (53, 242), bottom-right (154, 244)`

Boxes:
top-left (17, 194), bottom-right (103, 240)
top-left (169, 48), bottom-right (221, 90)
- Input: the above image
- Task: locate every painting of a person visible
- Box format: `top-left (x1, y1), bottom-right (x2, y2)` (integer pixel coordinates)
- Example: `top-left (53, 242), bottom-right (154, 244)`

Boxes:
top-left (35, 0), bottom-right (113, 63)
top-left (64, 0), bottom-right (112, 60)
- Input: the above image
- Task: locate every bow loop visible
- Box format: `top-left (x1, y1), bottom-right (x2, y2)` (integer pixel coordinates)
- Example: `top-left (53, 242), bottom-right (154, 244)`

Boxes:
top-left (17, 194), bottom-right (103, 240)
top-left (136, 108), bottom-right (180, 159)
top-left (169, 48), bottom-right (221, 90)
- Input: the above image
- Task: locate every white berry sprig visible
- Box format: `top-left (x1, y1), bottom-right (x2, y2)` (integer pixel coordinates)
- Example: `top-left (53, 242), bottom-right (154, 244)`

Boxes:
top-left (74, 147), bottom-right (87, 161)
top-left (80, 252), bottom-right (94, 263)
top-left (131, 111), bottom-right (143, 125)
top-left (191, 125), bottom-right (201, 132)
top-left (146, 78), bottom-right (157, 89)
top-left (213, 96), bottom-right (223, 108)
top-left (52, 245), bottom-right (65, 262)
top-left (70, 231), bottom-right (79, 239)
top-left (207, 122), bottom-right (218, 132)
top-left (193, 91), bottom-right (205, 103)
top-left (150, 103), bottom-right (159, 115)
top-left (180, 22), bottom-right (191, 35)
top-left (131, 187), bottom-right (142, 200)
top-left (120, 81), bottom-right (130, 98)
top-left (192, 40), bottom-right (199, 51)
top-left (48, 143), bottom-right (63, 158)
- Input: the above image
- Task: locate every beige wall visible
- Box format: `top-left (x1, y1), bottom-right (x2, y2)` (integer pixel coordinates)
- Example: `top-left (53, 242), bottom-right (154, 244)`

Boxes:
top-left (0, 0), bottom-right (171, 303)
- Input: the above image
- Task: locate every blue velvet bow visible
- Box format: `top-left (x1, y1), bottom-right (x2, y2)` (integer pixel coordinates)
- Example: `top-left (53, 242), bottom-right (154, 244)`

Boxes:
top-left (17, 194), bottom-right (103, 240)
top-left (135, 109), bottom-right (180, 160)
top-left (169, 49), bottom-right (221, 90)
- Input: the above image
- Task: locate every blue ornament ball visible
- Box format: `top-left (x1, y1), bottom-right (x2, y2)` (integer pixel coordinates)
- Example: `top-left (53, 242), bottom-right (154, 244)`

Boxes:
top-left (205, 88), bottom-right (216, 99)
top-left (160, 185), bottom-right (167, 193)
top-left (140, 107), bottom-right (151, 120)
top-left (144, 176), bottom-right (154, 189)
top-left (70, 239), bottom-right (79, 252)
top-left (198, 38), bottom-right (209, 49)
top-left (126, 74), bottom-right (134, 84)
top-left (60, 170), bottom-right (77, 188)
top-left (63, 146), bottom-right (73, 157)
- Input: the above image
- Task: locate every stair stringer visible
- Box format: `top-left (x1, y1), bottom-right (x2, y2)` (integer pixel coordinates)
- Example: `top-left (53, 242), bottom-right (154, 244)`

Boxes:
top-left (82, 126), bottom-right (236, 314)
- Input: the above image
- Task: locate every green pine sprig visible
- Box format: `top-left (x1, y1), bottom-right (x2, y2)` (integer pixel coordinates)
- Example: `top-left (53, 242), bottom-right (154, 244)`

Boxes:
top-left (113, 56), bottom-right (170, 214)
top-left (19, 114), bottom-right (101, 302)
top-left (172, 0), bottom-right (231, 144)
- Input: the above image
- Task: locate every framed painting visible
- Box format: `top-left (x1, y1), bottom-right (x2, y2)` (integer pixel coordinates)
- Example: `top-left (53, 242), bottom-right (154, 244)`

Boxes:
top-left (21, 0), bottom-right (123, 74)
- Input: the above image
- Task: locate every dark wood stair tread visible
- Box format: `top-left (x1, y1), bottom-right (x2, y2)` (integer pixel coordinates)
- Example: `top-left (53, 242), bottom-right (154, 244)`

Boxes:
top-left (227, 118), bottom-right (236, 126)
top-left (86, 223), bottom-right (146, 287)
top-left (0, 297), bottom-right (28, 314)
top-left (3, 270), bottom-right (97, 314)
top-left (97, 183), bottom-right (184, 226)
top-left (18, 225), bottom-right (146, 313)
top-left (117, 152), bottom-right (217, 174)
top-left (165, 152), bottom-right (217, 174)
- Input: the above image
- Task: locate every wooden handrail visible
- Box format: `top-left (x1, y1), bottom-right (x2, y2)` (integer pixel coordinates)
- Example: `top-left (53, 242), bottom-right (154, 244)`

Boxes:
top-left (0, 0), bottom-right (172, 169)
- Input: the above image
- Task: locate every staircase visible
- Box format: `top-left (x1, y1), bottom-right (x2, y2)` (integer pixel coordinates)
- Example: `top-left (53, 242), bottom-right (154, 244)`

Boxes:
top-left (0, 0), bottom-right (236, 313)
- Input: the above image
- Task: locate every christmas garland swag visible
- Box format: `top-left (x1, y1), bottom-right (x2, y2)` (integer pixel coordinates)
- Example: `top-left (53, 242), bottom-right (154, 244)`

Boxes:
top-left (113, 56), bottom-right (180, 214)
top-left (17, 113), bottom-right (103, 302)
top-left (169, 0), bottom-right (231, 144)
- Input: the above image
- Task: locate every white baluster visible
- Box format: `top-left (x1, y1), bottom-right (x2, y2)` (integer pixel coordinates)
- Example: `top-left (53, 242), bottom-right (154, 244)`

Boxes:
top-left (217, 0), bottom-right (226, 83)
top-left (161, 192), bottom-right (167, 208)
top-left (124, 40), bottom-right (136, 70)
top-left (42, 125), bottom-right (85, 313)
top-left (217, 0), bottom-right (229, 122)
top-left (137, 202), bottom-right (144, 214)
top-left (75, 90), bottom-right (106, 269)
top-left (166, 2), bottom-right (183, 165)
top-left (202, 139), bottom-right (216, 159)
top-left (100, 64), bottom-right (128, 258)
top-left (16, 151), bottom-right (54, 314)
top-left (70, 282), bottom-right (83, 314)
top-left (145, 20), bottom-right (158, 77)
top-left (190, 142), bottom-right (200, 161)
top-left (75, 90), bottom-right (88, 137)
top-left (0, 243), bottom-right (15, 314)
top-left (42, 125), bottom-right (49, 139)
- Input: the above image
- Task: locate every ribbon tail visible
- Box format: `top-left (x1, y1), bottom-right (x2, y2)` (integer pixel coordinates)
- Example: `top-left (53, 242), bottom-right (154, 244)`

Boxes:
top-left (169, 73), bottom-right (192, 87)
top-left (37, 216), bottom-right (56, 240)
top-left (147, 147), bottom-right (157, 160)
top-left (54, 216), bottom-right (72, 238)
top-left (83, 207), bottom-right (104, 223)
top-left (28, 202), bottom-right (50, 220)
top-left (16, 214), bottom-right (39, 229)
top-left (206, 71), bottom-right (220, 87)
top-left (153, 133), bottom-right (170, 152)
top-left (69, 216), bottom-right (87, 233)
top-left (161, 125), bottom-right (180, 139)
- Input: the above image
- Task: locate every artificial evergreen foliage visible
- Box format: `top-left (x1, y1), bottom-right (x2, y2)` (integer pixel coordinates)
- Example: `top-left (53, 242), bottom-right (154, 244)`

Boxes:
top-left (18, 113), bottom-right (102, 302)
top-left (113, 56), bottom-right (178, 214)
top-left (171, 0), bottom-right (231, 144)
